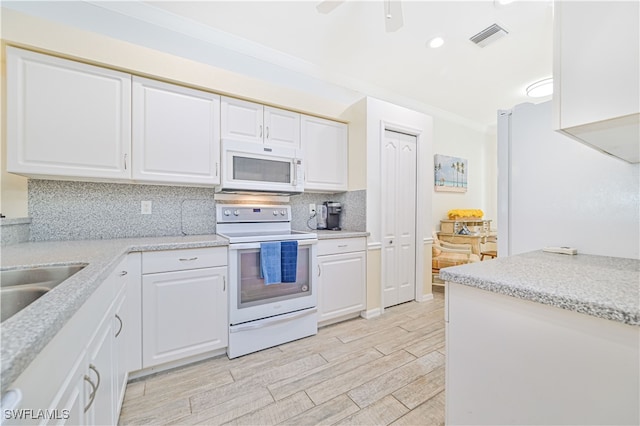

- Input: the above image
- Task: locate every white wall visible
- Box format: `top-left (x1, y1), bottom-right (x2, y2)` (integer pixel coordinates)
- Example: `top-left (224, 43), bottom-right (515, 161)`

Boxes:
top-left (432, 118), bottom-right (496, 232)
top-left (500, 101), bottom-right (640, 259)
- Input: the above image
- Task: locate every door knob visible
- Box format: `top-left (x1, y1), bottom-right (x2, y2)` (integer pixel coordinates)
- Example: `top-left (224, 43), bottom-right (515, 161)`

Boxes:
top-left (389, 240), bottom-right (393, 244)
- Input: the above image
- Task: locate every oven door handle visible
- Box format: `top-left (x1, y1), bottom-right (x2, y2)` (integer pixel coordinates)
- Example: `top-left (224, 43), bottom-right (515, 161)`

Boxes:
top-left (229, 308), bottom-right (317, 333)
top-left (227, 239), bottom-right (318, 251)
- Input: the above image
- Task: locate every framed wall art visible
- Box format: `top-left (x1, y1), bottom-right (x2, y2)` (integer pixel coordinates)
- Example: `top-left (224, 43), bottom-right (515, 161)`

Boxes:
top-left (434, 154), bottom-right (468, 192)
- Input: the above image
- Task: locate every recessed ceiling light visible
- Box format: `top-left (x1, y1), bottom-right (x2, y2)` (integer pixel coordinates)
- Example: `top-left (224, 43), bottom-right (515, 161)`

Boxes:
top-left (526, 78), bottom-right (553, 98)
top-left (495, 0), bottom-right (515, 5)
top-left (428, 37), bottom-right (445, 49)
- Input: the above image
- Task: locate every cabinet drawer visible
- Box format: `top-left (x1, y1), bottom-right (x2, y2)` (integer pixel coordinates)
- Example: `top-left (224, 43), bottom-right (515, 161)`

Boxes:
top-left (142, 247), bottom-right (227, 274)
top-left (317, 237), bottom-right (366, 256)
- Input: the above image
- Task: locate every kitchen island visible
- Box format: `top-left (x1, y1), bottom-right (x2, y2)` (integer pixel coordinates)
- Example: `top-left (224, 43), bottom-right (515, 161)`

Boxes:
top-left (440, 251), bottom-right (639, 425)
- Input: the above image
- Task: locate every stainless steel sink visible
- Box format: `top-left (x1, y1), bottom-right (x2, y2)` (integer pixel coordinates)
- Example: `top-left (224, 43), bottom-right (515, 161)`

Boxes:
top-left (0, 265), bottom-right (87, 322)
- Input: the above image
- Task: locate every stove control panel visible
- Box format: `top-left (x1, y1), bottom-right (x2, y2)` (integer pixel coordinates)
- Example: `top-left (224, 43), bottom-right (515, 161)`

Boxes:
top-left (217, 204), bottom-right (291, 223)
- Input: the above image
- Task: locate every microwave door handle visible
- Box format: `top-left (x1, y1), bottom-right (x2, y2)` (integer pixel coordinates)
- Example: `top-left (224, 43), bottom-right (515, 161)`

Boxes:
top-left (292, 159), bottom-right (297, 186)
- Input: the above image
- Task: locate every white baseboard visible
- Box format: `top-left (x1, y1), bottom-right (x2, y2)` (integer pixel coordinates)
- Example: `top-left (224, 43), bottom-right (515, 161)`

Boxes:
top-left (420, 293), bottom-right (435, 302)
top-left (361, 308), bottom-right (381, 319)
top-left (128, 348), bottom-right (227, 381)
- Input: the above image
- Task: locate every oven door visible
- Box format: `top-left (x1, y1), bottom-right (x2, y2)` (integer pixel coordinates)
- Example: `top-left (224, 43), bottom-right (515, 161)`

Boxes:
top-left (219, 139), bottom-right (304, 194)
top-left (228, 238), bottom-right (317, 325)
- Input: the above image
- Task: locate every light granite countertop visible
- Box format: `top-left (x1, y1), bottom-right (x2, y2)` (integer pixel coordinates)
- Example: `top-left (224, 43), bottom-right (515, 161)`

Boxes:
top-left (0, 234), bottom-right (229, 393)
top-left (439, 250), bottom-right (640, 326)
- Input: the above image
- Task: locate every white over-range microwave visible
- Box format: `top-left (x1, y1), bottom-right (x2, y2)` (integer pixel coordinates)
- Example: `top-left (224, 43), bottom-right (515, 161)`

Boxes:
top-left (217, 139), bottom-right (304, 195)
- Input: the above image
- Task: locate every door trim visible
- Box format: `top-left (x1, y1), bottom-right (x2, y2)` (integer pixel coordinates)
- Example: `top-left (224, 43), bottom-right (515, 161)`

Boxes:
top-left (379, 121), bottom-right (425, 313)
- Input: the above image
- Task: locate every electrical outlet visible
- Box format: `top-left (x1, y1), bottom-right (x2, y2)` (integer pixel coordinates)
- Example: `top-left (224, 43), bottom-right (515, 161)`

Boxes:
top-left (309, 203), bottom-right (316, 215)
top-left (141, 200), bottom-right (152, 215)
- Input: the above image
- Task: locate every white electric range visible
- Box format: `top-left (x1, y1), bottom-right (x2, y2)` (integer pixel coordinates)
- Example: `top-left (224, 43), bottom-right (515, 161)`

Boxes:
top-left (216, 204), bottom-right (318, 358)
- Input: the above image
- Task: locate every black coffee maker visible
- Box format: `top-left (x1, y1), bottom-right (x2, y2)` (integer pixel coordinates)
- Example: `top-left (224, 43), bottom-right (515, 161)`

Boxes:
top-left (324, 201), bottom-right (342, 231)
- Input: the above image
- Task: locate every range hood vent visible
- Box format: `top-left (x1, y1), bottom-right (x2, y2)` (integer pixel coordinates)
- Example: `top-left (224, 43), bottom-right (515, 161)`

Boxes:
top-left (470, 23), bottom-right (509, 47)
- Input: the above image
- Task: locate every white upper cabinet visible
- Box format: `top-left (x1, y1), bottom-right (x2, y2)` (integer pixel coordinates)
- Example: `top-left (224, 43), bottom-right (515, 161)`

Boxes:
top-left (263, 106), bottom-right (301, 148)
top-left (301, 115), bottom-right (348, 192)
top-left (132, 77), bottom-right (221, 185)
top-left (221, 97), bottom-right (300, 149)
top-left (553, 1), bottom-right (639, 163)
top-left (220, 97), bottom-right (263, 144)
top-left (6, 47), bottom-right (132, 180)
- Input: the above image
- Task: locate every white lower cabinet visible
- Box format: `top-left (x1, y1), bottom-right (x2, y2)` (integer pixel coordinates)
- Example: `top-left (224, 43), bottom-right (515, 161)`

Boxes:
top-left (317, 238), bottom-right (366, 325)
top-left (84, 306), bottom-right (117, 426)
top-left (53, 295), bottom-right (118, 426)
top-left (8, 257), bottom-right (129, 425)
top-left (52, 350), bottom-right (86, 425)
top-left (112, 286), bottom-right (128, 416)
top-left (7, 247), bottom-right (230, 425)
top-left (141, 248), bottom-right (228, 369)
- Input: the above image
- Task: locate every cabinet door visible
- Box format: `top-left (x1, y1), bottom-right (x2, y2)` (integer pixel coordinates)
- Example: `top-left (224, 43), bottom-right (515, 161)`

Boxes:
top-left (301, 115), bottom-right (348, 192)
top-left (318, 251), bottom-right (366, 323)
top-left (6, 47), bottom-right (131, 180)
top-left (142, 266), bottom-right (227, 368)
top-left (113, 288), bottom-right (128, 412)
top-left (85, 311), bottom-right (117, 426)
top-left (43, 350), bottom-right (87, 426)
top-left (264, 106), bottom-right (300, 149)
top-left (125, 253), bottom-right (143, 373)
top-left (132, 77), bottom-right (221, 185)
top-left (221, 97), bottom-right (263, 144)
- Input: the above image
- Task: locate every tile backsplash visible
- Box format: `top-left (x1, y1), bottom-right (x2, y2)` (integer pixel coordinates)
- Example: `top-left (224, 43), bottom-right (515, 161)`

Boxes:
top-left (28, 180), bottom-right (366, 242)
top-left (28, 180), bottom-right (217, 241)
top-left (1, 218), bottom-right (32, 246)
top-left (289, 190), bottom-right (366, 232)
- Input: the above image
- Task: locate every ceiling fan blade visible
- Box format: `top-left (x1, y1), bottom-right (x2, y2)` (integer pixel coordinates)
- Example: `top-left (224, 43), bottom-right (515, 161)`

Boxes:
top-left (316, 0), bottom-right (345, 14)
top-left (384, 0), bottom-right (404, 32)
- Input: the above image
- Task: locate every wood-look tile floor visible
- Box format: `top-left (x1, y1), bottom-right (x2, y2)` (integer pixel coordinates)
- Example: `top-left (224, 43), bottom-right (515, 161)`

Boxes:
top-left (119, 290), bottom-right (445, 426)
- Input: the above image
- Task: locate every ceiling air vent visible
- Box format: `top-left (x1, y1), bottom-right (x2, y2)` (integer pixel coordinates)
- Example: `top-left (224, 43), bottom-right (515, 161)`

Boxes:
top-left (470, 23), bottom-right (509, 47)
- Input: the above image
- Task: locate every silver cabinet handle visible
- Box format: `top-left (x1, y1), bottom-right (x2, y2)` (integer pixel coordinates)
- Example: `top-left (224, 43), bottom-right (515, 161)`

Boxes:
top-left (338, 244), bottom-right (348, 248)
top-left (83, 375), bottom-right (97, 413)
top-left (266, 126), bottom-right (269, 139)
top-left (259, 124), bottom-right (263, 138)
top-left (216, 162), bottom-right (219, 177)
top-left (119, 271), bottom-right (128, 277)
top-left (89, 364), bottom-right (101, 391)
top-left (115, 314), bottom-right (123, 338)
top-left (317, 264), bottom-right (321, 277)
top-left (179, 257), bottom-right (198, 262)
top-left (223, 276), bottom-right (226, 291)
top-left (124, 153), bottom-right (127, 170)
top-left (84, 364), bottom-right (101, 412)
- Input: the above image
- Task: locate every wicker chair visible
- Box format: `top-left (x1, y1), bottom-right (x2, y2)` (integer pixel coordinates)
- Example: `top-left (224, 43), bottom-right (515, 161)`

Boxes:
top-left (432, 231), bottom-right (480, 284)
top-left (480, 235), bottom-right (498, 260)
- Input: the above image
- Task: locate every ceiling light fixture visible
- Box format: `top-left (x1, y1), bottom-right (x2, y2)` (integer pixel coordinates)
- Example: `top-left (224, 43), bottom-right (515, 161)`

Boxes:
top-left (526, 78), bottom-right (553, 98)
top-left (428, 36), bottom-right (445, 49)
top-left (496, 0), bottom-right (515, 5)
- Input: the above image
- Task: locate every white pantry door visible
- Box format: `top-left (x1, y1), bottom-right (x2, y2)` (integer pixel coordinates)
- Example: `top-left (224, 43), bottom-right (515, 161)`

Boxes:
top-left (382, 130), bottom-right (417, 308)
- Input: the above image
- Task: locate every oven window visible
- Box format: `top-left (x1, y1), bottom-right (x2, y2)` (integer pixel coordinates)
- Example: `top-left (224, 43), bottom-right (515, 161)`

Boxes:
top-left (236, 246), bottom-right (310, 308)
top-left (233, 156), bottom-right (291, 183)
